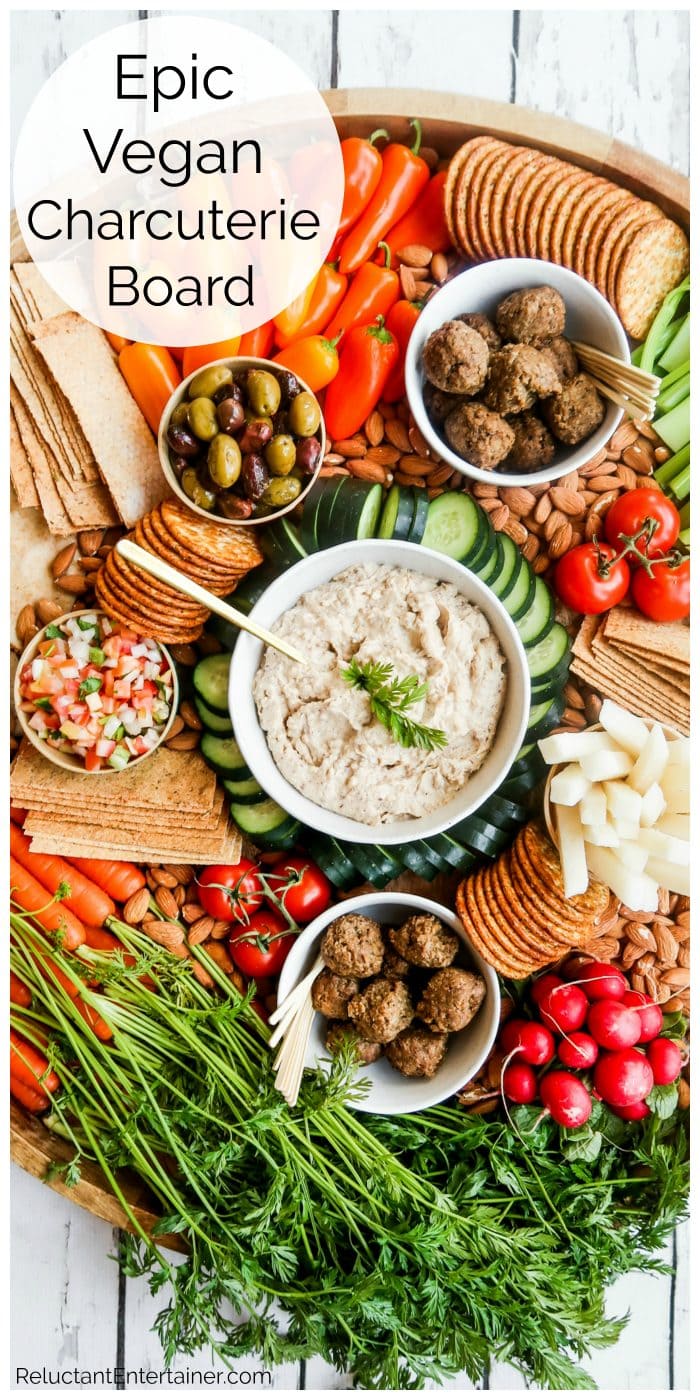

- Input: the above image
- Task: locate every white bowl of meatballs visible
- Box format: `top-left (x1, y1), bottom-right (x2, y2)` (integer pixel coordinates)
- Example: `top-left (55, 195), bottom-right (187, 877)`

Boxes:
top-left (277, 893), bottom-right (501, 1115)
top-left (405, 258), bottom-right (630, 488)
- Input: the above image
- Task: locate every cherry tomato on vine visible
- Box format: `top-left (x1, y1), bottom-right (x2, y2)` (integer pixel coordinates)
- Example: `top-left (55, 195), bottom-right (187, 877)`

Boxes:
top-left (197, 860), bottom-right (264, 924)
top-left (604, 488), bottom-right (680, 561)
top-left (268, 856), bottom-right (332, 924)
top-left (631, 557), bottom-right (690, 621)
top-left (228, 909), bottom-right (295, 978)
top-left (553, 543), bottom-right (630, 615)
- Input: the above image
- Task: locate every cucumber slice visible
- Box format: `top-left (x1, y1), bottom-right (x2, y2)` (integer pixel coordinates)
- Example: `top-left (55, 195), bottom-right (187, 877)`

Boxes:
top-left (525, 693), bottom-right (566, 742)
top-left (315, 476), bottom-right (359, 548)
top-left (304, 832), bottom-right (357, 889)
top-left (324, 480), bottom-right (384, 544)
top-left (256, 820), bottom-right (301, 851)
top-left (378, 485), bottom-right (415, 541)
top-left (489, 533), bottom-right (520, 601)
top-left (447, 814), bottom-right (509, 859)
top-left (222, 775), bottom-right (264, 803)
top-left (391, 842), bottom-right (441, 882)
top-left (472, 533), bottom-right (504, 586)
top-left (193, 654), bottom-right (231, 714)
top-left (261, 517), bottom-right (307, 568)
top-left (406, 489), bottom-right (430, 543)
top-left (502, 554), bottom-right (536, 621)
top-left (194, 696), bottom-right (234, 735)
top-left (517, 576), bottom-right (555, 647)
top-left (416, 839), bottom-right (452, 875)
top-left (421, 491), bottom-right (485, 561)
top-left (301, 478), bottom-right (333, 553)
top-left (462, 511), bottom-right (494, 572)
top-left (230, 797), bottom-right (297, 840)
top-left (481, 792), bottom-right (530, 827)
top-left (526, 622), bottom-right (571, 680)
top-left (426, 833), bottom-right (476, 872)
top-left (200, 733), bottom-right (248, 778)
top-left (341, 842), bottom-right (397, 889)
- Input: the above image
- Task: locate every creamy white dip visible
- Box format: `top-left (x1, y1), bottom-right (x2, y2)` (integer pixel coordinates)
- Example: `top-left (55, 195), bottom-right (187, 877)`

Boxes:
top-left (253, 563), bottom-right (506, 825)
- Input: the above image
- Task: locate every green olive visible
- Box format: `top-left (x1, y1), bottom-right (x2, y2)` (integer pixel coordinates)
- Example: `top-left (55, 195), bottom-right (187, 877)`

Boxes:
top-left (259, 476), bottom-right (302, 510)
top-left (170, 400), bottom-right (191, 427)
top-left (207, 433), bottom-right (242, 488)
top-left (187, 396), bottom-right (219, 442)
top-left (181, 468), bottom-right (216, 511)
top-left (264, 434), bottom-right (297, 476)
top-left (247, 369), bottom-right (281, 418)
top-left (188, 365), bottom-right (233, 399)
top-left (288, 390), bottom-right (321, 437)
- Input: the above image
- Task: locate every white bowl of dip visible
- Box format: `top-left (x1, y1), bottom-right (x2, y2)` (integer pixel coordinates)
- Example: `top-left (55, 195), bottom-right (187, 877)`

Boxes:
top-left (277, 892), bottom-right (500, 1115)
top-left (230, 539), bottom-right (530, 845)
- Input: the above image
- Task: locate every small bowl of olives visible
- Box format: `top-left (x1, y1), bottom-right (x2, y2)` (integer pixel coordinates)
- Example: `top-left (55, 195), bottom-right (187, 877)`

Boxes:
top-left (158, 356), bottom-right (326, 525)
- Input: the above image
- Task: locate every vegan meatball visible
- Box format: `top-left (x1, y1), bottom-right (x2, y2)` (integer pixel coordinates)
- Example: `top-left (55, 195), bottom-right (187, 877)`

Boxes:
top-left (382, 944), bottom-right (411, 979)
top-left (457, 312), bottom-right (502, 353)
top-left (484, 344), bottom-right (562, 415)
top-left (542, 372), bottom-right (605, 445)
top-left (423, 321), bottom-right (489, 395)
top-left (386, 1027), bottom-right (449, 1078)
top-left (495, 286), bottom-right (566, 344)
top-left (348, 977), bottom-right (414, 1043)
top-left (444, 401), bottom-right (515, 471)
top-left (325, 1020), bottom-right (382, 1065)
top-left (311, 969), bottom-right (360, 1019)
top-left (423, 382), bottom-right (466, 425)
top-left (539, 335), bottom-right (579, 383)
top-left (388, 913), bottom-right (459, 968)
top-left (507, 413), bottom-right (557, 472)
top-left (417, 967), bottom-right (487, 1032)
top-left (320, 914), bottom-right (385, 978)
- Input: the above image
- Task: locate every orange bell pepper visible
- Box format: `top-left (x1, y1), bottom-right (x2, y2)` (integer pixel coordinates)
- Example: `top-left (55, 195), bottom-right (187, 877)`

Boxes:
top-left (274, 264), bottom-right (348, 348)
top-left (273, 334), bottom-right (340, 392)
top-left (239, 322), bottom-right (275, 358)
top-left (324, 244), bottom-right (399, 343)
top-left (182, 339), bottom-right (241, 378)
top-left (382, 300), bottom-right (423, 402)
top-left (273, 271), bottom-right (320, 342)
top-left (118, 344), bottom-right (181, 434)
top-left (338, 121), bottom-right (430, 275)
top-left (381, 171), bottom-right (451, 264)
top-left (105, 331), bottom-right (131, 354)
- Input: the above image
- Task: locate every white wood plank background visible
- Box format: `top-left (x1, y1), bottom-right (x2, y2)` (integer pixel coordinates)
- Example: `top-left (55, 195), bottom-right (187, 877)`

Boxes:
top-left (9, 6), bottom-right (690, 1391)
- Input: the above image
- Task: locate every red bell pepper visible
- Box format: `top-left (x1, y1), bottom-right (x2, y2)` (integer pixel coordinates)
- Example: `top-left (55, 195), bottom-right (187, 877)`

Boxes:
top-left (238, 322), bottom-right (275, 358)
top-left (328, 131), bottom-right (387, 258)
top-left (324, 244), bottom-right (399, 343)
top-left (274, 264), bottom-right (348, 348)
top-left (382, 300), bottom-right (423, 403)
top-left (324, 318), bottom-right (399, 440)
top-left (338, 121), bottom-right (430, 275)
top-left (381, 172), bottom-right (451, 264)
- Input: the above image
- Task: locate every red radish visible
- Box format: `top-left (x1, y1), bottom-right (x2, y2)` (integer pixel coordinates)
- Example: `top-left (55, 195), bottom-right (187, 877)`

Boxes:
top-left (499, 1018), bottom-right (529, 1054)
top-left (613, 1099), bottom-right (651, 1121)
top-left (576, 960), bottom-right (628, 1001)
top-left (646, 1037), bottom-right (683, 1085)
top-left (539, 983), bottom-right (588, 1033)
top-left (594, 1049), bottom-right (654, 1107)
top-left (621, 990), bottom-right (664, 1043)
top-left (531, 973), bottom-right (563, 1008)
top-left (500, 1019), bottom-right (554, 1066)
top-left (539, 1070), bottom-right (592, 1127)
top-left (502, 1063), bottom-right (537, 1104)
top-left (587, 999), bottom-right (642, 1050)
top-left (557, 1031), bottom-right (599, 1070)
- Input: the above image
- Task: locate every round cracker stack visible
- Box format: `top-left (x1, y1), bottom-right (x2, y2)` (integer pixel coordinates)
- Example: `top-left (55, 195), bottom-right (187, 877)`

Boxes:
top-left (95, 498), bottom-right (264, 645)
top-left (455, 820), bottom-right (617, 977)
top-left (443, 138), bottom-right (689, 339)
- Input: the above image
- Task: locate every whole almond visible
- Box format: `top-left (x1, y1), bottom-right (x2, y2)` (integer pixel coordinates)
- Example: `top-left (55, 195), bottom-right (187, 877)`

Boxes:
top-left (623, 921), bottom-right (657, 950)
top-left (500, 486), bottom-right (536, 516)
top-left (169, 643), bottom-right (198, 666)
top-left (35, 598), bottom-right (64, 626)
top-left (331, 437), bottom-right (367, 459)
top-left (349, 459), bottom-right (390, 484)
top-left (549, 521), bottom-right (573, 559)
top-left (395, 471), bottom-right (426, 489)
top-left (123, 888), bottom-right (151, 925)
top-left (80, 557), bottom-right (102, 574)
top-left (609, 422), bottom-right (638, 454)
top-left (562, 707), bottom-right (586, 729)
top-left (167, 863), bottom-right (195, 885)
top-left (563, 680), bottom-right (585, 709)
top-left (191, 960), bottom-right (215, 988)
top-left (203, 942), bottom-right (235, 975)
top-left (653, 924), bottom-right (679, 966)
top-left (181, 901), bottom-right (206, 924)
top-left (408, 423), bottom-right (432, 457)
top-left (587, 474), bottom-right (624, 492)
top-left (179, 699), bottom-right (203, 731)
top-left (155, 886), bottom-right (179, 920)
top-left (426, 464), bottom-right (453, 487)
top-left (364, 410), bottom-right (384, 446)
top-left (413, 281), bottom-right (434, 299)
top-left (616, 464), bottom-right (637, 490)
top-left (677, 1078), bottom-right (690, 1109)
top-left (187, 915), bottom-right (215, 945)
top-left (151, 867), bottom-right (179, 888)
top-left (142, 919), bottom-right (186, 952)
top-left (77, 529), bottom-right (104, 555)
top-left (397, 243), bottom-right (432, 267)
top-left (472, 481), bottom-right (498, 500)
top-left (165, 730), bottom-right (201, 751)
top-left (677, 944), bottom-right (690, 968)
top-left (584, 512), bottom-right (602, 542)
top-left (399, 454), bottom-right (435, 477)
top-left (209, 919), bottom-right (232, 941)
top-left (166, 714), bottom-right (185, 740)
top-left (16, 605), bottom-right (38, 647)
top-left (490, 504), bottom-right (510, 532)
top-left (660, 968), bottom-right (690, 989)
top-left (399, 265), bottom-right (417, 300)
top-left (532, 552), bottom-right (551, 574)
top-left (532, 493), bottom-right (552, 524)
top-left (384, 419), bottom-right (412, 453)
top-left (549, 487), bottom-right (586, 517)
top-left (430, 252), bottom-right (448, 283)
top-left (52, 543), bottom-right (77, 579)
top-left (657, 887), bottom-right (671, 916)
top-left (56, 572), bottom-right (89, 594)
top-left (521, 533), bottom-right (539, 563)
top-left (502, 517), bottom-right (528, 547)
top-left (319, 465), bottom-right (351, 478)
top-left (543, 509), bottom-right (568, 543)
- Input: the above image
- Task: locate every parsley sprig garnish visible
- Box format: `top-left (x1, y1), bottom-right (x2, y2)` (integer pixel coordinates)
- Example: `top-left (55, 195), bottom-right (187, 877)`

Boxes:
top-left (341, 656), bottom-right (447, 752)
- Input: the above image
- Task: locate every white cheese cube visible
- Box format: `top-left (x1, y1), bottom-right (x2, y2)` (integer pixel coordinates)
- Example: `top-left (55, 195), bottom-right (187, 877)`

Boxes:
top-left (603, 780), bottom-right (642, 826)
top-left (582, 822), bottom-right (621, 848)
top-left (539, 730), bottom-right (618, 765)
top-left (549, 763), bottom-right (589, 807)
top-left (580, 749), bottom-right (633, 782)
top-left (644, 856), bottom-right (691, 897)
top-left (554, 802), bottom-right (589, 898)
top-left (598, 699), bottom-right (650, 755)
top-left (655, 812), bottom-right (690, 840)
top-left (667, 738), bottom-right (690, 765)
top-left (638, 828), bottom-right (690, 867)
top-left (579, 785), bottom-right (607, 827)
top-left (628, 724), bottom-right (669, 794)
top-left (661, 763), bottom-right (689, 798)
top-left (639, 782), bottom-right (666, 828)
top-left (584, 844), bottom-right (659, 912)
top-left (614, 819), bottom-right (641, 840)
top-left (616, 841), bottom-right (650, 874)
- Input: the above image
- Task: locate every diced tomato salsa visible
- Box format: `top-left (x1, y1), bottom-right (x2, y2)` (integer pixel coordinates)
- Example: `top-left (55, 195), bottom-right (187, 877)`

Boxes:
top-left (19, 613), bottom-right (174, 772)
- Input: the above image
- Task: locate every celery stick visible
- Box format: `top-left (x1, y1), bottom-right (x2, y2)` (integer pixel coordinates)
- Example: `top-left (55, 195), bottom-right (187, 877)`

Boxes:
top-left (654, 396), bottom-right (690, 454)
top-left (639, 275), bottom-right (690, 372)
top-left (679, 501), bottom-right (691, 529)
top-left (654, 441), bottom-right (690, 487)
top-left (656, 370), bottom-right (690, 415)
top-left (670, 463), bottom-right (690, 501)
top-left (658, 314), bottom-right (690, 373)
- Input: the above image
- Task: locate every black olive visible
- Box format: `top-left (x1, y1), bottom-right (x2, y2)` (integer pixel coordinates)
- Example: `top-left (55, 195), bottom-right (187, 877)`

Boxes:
top-left (295, 435), bottom-right (322, 474)
top-left (166, 423), bottom-right (200, 458)
top-left (242, 452), bottom-right (271, 500)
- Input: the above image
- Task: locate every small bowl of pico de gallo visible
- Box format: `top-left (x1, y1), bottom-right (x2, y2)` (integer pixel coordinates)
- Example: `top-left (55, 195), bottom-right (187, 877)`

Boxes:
top-left (13, 610), bottom-right (179, 775)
